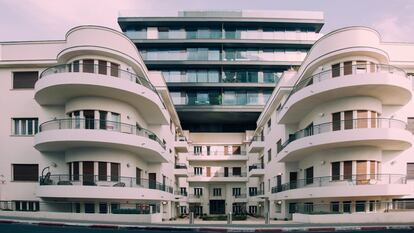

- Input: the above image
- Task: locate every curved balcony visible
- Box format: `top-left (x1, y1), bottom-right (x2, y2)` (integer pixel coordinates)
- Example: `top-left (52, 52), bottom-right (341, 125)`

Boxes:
top-left (34, 118), bottom-right (168, 163)
top-left (35, 64), bottom-right (168, 124)
top-left (37, 174), bottom-right (173, 200)
top-left (278, 118), bottom-right (411, 162)
top-left (270, 174), bottom-right (410, 200)
top-left (278, 64), bottom-right (411, 124)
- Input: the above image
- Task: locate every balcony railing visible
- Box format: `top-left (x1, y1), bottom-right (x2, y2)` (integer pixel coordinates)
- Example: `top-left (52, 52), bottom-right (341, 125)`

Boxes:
top-left (233, 194), bottom-right (247, 199)
top-left (174, 191), bottom-right (188, 196)
top-left (174, 163), bottom-right (187, 169)
top-left (39, 174), bottom-right (173, 193)
top-left (191, 151), bottom-right (247, 157)
top-left (279, 118), bottom-right (407, 152)
top-left (248, 163), bottom-right (264, 171)
top-left (248, 135), bottom-right (265, 146)
top-left (189, 172), bottom-right (247, 177)
top-left (39, 64), bottom-right (156, 92)
top-left (189, 194), bottom-right (203, 199)
top-left (175, 135), bottom-right (187, 142)
top-left (271, 174), bottom-right (406, 194)
top-left (38, 118), bottom-right (166, 150)
top-left (279, 63), bottom-right (408, 112)
top-left (249, 189), bottom-right (265, 196)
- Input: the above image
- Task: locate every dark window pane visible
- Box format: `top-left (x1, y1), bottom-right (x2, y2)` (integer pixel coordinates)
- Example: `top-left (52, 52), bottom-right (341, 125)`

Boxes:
top-left (83, 59), bottom-right (94, 73)
top-left (332, 162), bottom-right (340, 180)
top-left (110, 63), bottom-right (119, 77)
top-left (73, 60), bottom-right (80, 72)
top-left (111, 163), bottom-right (119, 181)
top-left (98, 60), bottom-right (107, 75)
top-left (84, 203), bottom-right (95, 213)
top-left (331, 63), bottom-right (340, 77)
top-left (13, 164), bottom-right (38, 181)
top-left (98, 162), bottom-right (107, 181)
top-left (13, 71), bottom-right (38, 89)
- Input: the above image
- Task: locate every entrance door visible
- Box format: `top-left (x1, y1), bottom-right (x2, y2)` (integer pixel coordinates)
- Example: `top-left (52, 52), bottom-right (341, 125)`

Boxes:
top-left (209, 200), bottom-right (225, 214)
top-left (289, 172), bottom-right (298, 189)
top-left (149, 173), bottom-right (156, 189)
top-left (82, 161), bottom-right (94, 185)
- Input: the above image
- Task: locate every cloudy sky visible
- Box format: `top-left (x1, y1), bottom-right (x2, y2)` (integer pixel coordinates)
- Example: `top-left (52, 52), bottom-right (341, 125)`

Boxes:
top-left (0, 0), bottom-right (413, 42)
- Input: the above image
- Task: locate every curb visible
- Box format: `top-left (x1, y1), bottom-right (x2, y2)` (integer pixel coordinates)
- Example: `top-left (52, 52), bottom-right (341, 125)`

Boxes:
top-left (1, 219), bottom-right (414, 232)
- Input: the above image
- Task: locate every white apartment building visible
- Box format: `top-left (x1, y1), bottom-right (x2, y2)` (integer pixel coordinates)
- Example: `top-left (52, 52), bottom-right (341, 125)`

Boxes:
top-left (247, 26), bottom-right (414, 222)
top-left (0, 25), bottom-right (188, 223)
top-left (1, 24), bottom-right (414, 224)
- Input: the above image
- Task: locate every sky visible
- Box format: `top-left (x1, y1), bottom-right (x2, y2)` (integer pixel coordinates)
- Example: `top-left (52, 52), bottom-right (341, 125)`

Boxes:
top-left (0, 0), bottom-right (413, 43)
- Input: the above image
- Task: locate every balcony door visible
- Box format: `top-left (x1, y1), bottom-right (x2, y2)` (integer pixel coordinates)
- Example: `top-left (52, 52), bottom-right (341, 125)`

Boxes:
top-left (84, 110), bottom-right (95, 129)
top-left (149, 173), bottom-right (156, 189)
top-left (289, 172), bottom-right (298, 189)
top-left (82, 161), bottom-right (94, 185)
top-left (356, 161), bottom-right (367, 185)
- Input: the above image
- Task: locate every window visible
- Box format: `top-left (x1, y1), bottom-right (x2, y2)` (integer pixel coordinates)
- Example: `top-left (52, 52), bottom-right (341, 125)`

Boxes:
top-left (84, 203), bottom-right (95, 213)
top-left (288, 203), bottom-right (297, 214)
top-left (12, 118), bottom-right (38, 135)
top-left (355, 201), bottom-right (366, 212)
top-left (194, 167), bottom-right (203, 175)
top-left (14, 201), bottom-right (39, 211)
top-left (99, 203), bottom-right (108, 214)
top-left (407, 163), bottom-right (414, 179)
top-left (331, 162), bottom-right (340, 181)
top-left (232, 187), bottom-right (241, 196)
top-left (267, 149), bottom-right (272, 163)
top-left (136, 167), bottom-right (142, 185)
top-left (194, 187), bottom-right (203, 196)
top-left (73, 60), bottom-right (80, 72)
top-left (304, 202), bottom-right (314, 214)
top-left (344, 61), bottom-right (353, 75)
top-left (249, 187), bottom-right (258, 196)
top-left (83, 59), bottom-right (94, 73)
top-left (180, 187), bottom-right (187, 196)
top-left (194, 146), bottom-right (202, 155)
top-left (267, 119), bottom-right (271, 129)
top-left (110, 203), bottom-right (120, 213)
top-left (332, 112), bottom-right (341, 131)
top-left (213, 188), bottom-right (222, 196)
top-left (331, 202), bottom-right (340, 213)
top-left (110, 62), bottom-right (119, 77)
top-left (344, 161), bottom-right (352, 180)
top-left (98, 162), bottom-right (107, 181)
top-left (343, 201), bottom-right (351, 213)
top-left (13, 164), bottom-right (38, 181)
top-left (305, 167), bottom-right (314, 185)
top-left (331, 63), bottom-right (340, 77)
top-left (12, 71), bottom-right (38, 89)
top-left (249, 206), bottom-right (257, 214)
top-left (98, 60), bottom-right (107, 75)
top-left (110, 163), bottom-right (119, 182)
top-left (232, 167), bottom-right (241, 176)
top-left (276, 140), bottom-right (282, 153)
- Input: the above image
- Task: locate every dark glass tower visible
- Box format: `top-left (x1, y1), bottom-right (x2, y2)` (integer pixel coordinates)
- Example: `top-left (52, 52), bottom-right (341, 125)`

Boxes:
top-left (118, 10), bottom-right (324, 132)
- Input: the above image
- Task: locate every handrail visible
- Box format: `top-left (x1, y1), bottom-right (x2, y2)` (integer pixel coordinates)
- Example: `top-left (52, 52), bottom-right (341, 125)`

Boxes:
top-left (248, 135), bottom-right (265, 146)
top-left (38, 118), bottom-right (166, 149)
top-left (249, 163), bottom-right (264, 171)
top-left (279, 63), bottom-right (408, 112)
top-left (271, 173), bottom-right (406, 194)
top-left (279, 118), bottom-right (407, 152)
top-left (39, 174), bottom-right (173, 193)
top-left (39, 63), bottom-right (157, 92)
top-left (191, 151), bottom-right (247, 156)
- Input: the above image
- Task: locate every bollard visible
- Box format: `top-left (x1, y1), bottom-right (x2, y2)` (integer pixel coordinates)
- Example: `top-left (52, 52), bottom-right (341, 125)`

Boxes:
top-left (189, 212), bottom-right (194, 224)
top-left (227, 212), bottom-right (232, 224)
top-left (265, 212), bottom-right (270, 224)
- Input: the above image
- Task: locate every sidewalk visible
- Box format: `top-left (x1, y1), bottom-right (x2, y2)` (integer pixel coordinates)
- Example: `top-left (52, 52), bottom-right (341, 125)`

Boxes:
top-left (0, 215), bottom-right (414, 232)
